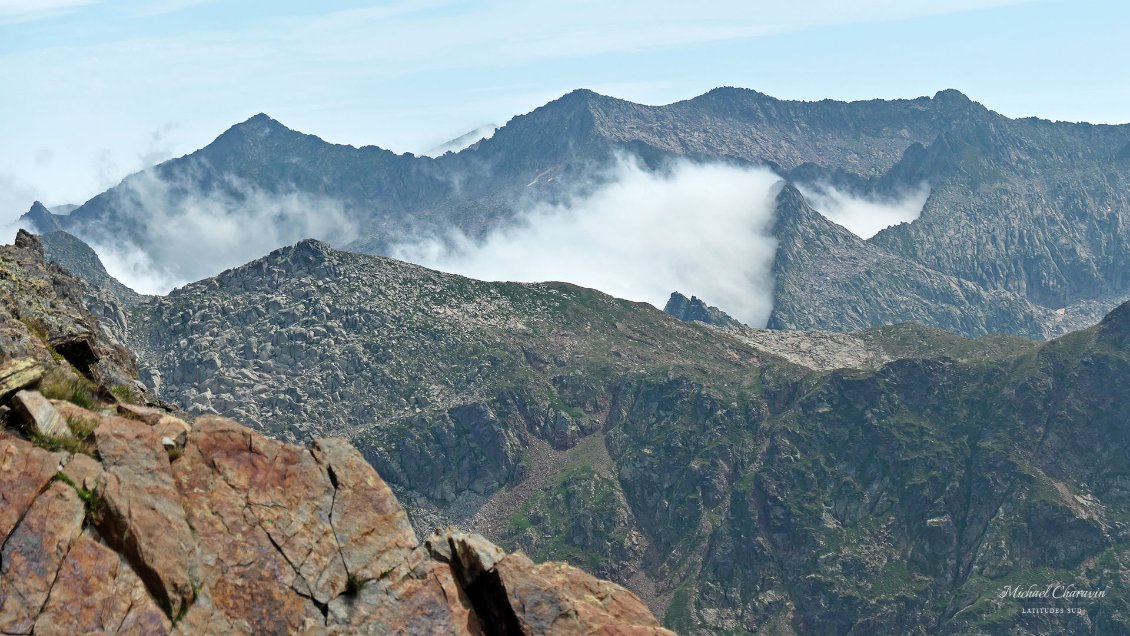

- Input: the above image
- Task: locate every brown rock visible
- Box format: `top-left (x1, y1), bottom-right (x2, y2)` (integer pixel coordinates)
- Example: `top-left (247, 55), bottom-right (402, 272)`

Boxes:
top-left (116, 402), bottom-right (191, 450)
top-left (95, 415), bottom-right (197, 619)
top-left (435, 529), bottom-right (674, 636)
top-left (34, 534), bottom-right (170, 636)
top-left (10, 389), bottom-right (70, 438)
top-left (117, 402), bottom-right (176, 427)
top-left (0, 481), bottom-right (86, 634)
top-left (326, 546), bottom-right (482, 635)
top-left (494, 553), bottom-right (676, 635)
top-left (60, 452), bottom-right (103, 491)
top-left (169, 589), bottom-right (238, 635)
top-left (444, 528), bottom-right (506, 576)
top-left (311, 437), bottom-right (418, 581)
top-left (172, 417), bottom-right (341, 632)
top-left (0, 357), bottom-right (43, 401)
top-left (0, 435), bottom-right (59, 541)
top-left (155, 416), bottom-right (191, 449)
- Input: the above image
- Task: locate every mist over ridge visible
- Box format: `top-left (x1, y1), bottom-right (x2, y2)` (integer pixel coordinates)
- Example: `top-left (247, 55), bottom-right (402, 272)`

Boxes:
top-left (393, 156), bottom-right (783, 326)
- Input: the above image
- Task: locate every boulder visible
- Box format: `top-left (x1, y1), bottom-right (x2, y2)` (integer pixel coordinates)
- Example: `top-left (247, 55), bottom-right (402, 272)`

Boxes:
top-left (433, 528), bottom-right (675, 636)
top-left (10, 389), bottom-right (70, 438)
top-left (325, 546), bottom-right (482, 634)
top-left (0, 357), bottom-right (43, 401)
top-left (116, 402), bottom-right (191, 449)
top-left (60, 452), bottom-right (103, 491)
top-left (493, 553), bottom-right (675, 635)
top-left (171, 417), bottom-right (341, 631)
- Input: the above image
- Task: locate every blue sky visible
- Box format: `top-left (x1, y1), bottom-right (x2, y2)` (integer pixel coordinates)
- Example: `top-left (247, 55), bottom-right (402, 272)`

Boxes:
top-left (1, 0), bottom-right (1127, 219)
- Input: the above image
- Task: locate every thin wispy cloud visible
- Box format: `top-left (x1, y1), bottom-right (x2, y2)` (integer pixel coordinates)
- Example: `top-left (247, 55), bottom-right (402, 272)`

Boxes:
top-left (0, 0), bottom-right (93, 24)
top-left (131, 0), bottom-right (220, 18)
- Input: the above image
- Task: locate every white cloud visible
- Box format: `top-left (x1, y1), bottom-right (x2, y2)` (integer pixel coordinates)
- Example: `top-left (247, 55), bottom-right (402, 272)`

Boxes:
top-left (393, 156), bottom-right (783, 326)
top-left (798, 182), bottom-right (930, 239)
top-left (62, 169), bottom-right (360, 294)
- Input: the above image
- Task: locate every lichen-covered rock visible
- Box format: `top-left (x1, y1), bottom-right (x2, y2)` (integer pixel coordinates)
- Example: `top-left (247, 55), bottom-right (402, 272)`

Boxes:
top-left (0, 230), bottom-right (139, 388)
top-left (0, 357), bottom-right (44, 401)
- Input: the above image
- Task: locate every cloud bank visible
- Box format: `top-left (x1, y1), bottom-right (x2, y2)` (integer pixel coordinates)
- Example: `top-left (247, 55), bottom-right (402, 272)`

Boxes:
top-left (393, 157), bottom-right (783, 326)
top-left (798, 182), bottom-right (930, 239)
top-left (73, 170), bottom-right (359, 295)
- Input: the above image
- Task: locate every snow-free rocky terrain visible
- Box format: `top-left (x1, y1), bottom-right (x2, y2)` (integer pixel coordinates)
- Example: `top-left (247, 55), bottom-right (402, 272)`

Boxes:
top-left (24, 87), bottom-right (1130, 338)
top-left (0, 232), bottom-right (671, 635)
top-left (100, 230), bottom-right (1130, 634)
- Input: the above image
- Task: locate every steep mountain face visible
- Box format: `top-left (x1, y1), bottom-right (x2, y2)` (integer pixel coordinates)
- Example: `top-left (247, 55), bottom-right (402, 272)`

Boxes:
top-left (124, 238), bottom-right (1130, 634)
top-left (871, 111), bottom-right (1130, 309)
top-left (766, 185), bottom-right (1108, 338)
top-left (39, 230), bottom-right (143, 306)
top-left (24, 88), bottom-right (1130, 338)
top-left (0, 232), bottom-right (670, 635)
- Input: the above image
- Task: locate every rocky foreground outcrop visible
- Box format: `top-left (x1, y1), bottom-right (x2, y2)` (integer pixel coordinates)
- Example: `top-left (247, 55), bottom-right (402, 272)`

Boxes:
top-left (1, 402), bottom-right (671, 634)
top-left (0, 232), bottom-right (671, 634)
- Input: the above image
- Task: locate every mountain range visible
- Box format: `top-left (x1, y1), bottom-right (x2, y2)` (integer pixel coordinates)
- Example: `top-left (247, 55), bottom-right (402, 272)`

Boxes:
top-left (9, 86), bottom-right (1130, 634)
top-left (71, 233), bottom-right (1125, 634)
top-left (21, 87), bottom-right (1130, 338)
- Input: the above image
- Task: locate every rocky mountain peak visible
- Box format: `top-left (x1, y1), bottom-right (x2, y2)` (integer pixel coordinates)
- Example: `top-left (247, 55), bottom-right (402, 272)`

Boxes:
top-left (932, 87), bottom-right (973, 104)
top-left (203, 112), bottom-right (308, 157)
top-left (663, 291), bottom-right (745, 328)
top-left (769, 181), bottom-right (826, 236)
top-left (21, 201), bottom-right (64, 232)
top-left (229, 112), bottom-right (289, 136)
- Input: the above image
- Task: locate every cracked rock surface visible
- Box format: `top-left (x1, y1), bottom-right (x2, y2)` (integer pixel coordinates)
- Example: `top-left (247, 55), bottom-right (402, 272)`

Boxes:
top-left (1, 409), bottom-right (670, 635)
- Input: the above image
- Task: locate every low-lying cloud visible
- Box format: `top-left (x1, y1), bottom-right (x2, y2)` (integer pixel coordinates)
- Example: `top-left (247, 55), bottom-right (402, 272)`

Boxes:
top-left (71, 169), bottom-right (360, 295)
top-left (393, 157), bottom-right (784, 326)
top-left (798, 182), bottom-right (930, 239)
